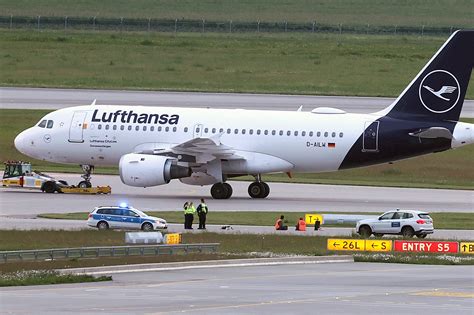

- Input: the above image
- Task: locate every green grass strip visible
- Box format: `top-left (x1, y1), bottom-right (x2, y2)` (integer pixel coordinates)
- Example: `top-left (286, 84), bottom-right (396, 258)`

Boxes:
top-left (0, 270), bottom-right (111, 287)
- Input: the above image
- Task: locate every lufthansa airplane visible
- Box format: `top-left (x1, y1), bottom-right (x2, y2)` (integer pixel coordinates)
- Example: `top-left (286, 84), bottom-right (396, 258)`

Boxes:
top-left (14, 30), bottom-right (473, 199)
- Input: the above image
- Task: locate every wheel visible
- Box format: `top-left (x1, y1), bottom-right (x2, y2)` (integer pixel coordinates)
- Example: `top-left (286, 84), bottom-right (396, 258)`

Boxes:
top-left (211, 183), bottom-right (230, 199)
top-left (261, 182), bottom-right (270, 198)
top-left (78, 181), bottom-right (92, 188)
top-left (402, 226), bottom-right (415, 238)
top-left (97, 221), bottom-right (109, 230)
top-left (223, 183), bottom-right (233, 199)
top-left (374, 233), bottom-right (384, 237)
top-left (248, 182), bottom-right (265, 198)
top-left (42, 181), bottom-right (57, 193)
top-left (142, 222), bottom-right (153, 231)
top-left (359, 225), bottom-right (372, 238)
top-left (416, 234), bottom-right (427, 239)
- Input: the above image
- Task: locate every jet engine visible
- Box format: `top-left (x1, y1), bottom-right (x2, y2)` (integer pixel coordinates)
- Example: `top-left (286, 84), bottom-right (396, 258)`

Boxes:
top-left (119, 154), bottom-right (191, 187)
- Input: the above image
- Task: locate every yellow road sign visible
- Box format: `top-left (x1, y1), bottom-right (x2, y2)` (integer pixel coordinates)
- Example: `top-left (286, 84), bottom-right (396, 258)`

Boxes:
top-left (460, 242), bottom-right (474, 254)
top-left (365, 240), bottom-right (392, 252)
top-left (327, 239), bottom-right (365, 251)
top-left (305, 214), bottom-right (324, 225)
top-left (165, 233), bottom-right (182, 245)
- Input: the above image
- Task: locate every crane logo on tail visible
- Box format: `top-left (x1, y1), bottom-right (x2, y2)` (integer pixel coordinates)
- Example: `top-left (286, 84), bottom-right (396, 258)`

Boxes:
top-left (419, 70), bottom-right (460, 113)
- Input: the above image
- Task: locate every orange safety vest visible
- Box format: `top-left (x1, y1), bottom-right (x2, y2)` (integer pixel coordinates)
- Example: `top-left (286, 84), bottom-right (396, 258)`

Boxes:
top-left (275, 219), bottom-right (282, 230)
top-left (297, 219), bottom-right (306, 231)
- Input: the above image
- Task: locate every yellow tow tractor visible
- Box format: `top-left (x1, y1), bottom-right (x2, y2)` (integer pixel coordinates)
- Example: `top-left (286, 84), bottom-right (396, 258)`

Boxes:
top-left (1, 161), bottom-right (111, 194)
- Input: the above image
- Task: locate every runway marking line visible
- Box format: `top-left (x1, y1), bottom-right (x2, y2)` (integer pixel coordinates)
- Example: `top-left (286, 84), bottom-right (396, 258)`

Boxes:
top-left (412, 291), bottom-right (474, 298)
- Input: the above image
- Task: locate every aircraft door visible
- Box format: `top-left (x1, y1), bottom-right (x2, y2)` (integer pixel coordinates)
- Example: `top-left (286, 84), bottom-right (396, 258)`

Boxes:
top-left (362, 121), bottom-right (379, 152)
top-left (69, 111), bottom-right (88, 143)
top-left (193, 124), bottom-right (203, 138)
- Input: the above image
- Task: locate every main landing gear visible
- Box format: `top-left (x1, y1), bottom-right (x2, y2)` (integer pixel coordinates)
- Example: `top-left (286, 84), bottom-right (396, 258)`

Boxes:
top-left (248, 174), bottom-right (270, 199)
top-left (78, 164), bottom-right (94, 188)
top-left (210, 174), bottom-right (270, 199)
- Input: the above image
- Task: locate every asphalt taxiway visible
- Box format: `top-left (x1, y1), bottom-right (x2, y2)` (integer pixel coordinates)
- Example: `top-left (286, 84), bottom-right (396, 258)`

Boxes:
top-left (1, 87), bottom-right (473, 117)
top-left (0, 174), bottom-right (472, 216)
top-left (1, 261), bottom-right (473, 314)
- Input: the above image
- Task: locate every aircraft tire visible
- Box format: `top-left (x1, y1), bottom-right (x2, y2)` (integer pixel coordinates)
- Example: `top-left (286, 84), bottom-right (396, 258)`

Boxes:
top-left (211, 183), bottom-right (230, 199)
top-left (261, 182), bottom-right (270, 198)
top-left (78, 181), bottom-right (92, 188)
top-left (223, 183), bottom-right (233, 199)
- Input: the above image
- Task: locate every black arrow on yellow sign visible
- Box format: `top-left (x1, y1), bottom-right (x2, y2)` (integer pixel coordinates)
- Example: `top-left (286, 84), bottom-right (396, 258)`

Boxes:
top-left (462, 244), bottom-right (468, 251)
top-left (333, 242), bottom-right (340, 247)
top-left (371, 243), bottom-right (378, 248)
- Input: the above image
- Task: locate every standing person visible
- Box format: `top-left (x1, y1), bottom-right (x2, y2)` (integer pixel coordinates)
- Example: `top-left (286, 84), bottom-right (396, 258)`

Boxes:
top-left (295, 217), bottom-right (306, 231)
top-left (185, 202), bottom-right (196, 229)
top-left (196, 198), bottom-right (208, 230)
top-left (183, 202), bottom-right (189, 229)
top-left (274, 215), bottom-right (288, 230)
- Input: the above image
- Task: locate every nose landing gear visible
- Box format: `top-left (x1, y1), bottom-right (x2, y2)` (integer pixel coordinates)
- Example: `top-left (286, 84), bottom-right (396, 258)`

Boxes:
top-left (248, 174), bottom-right (270, 199)
top-left (78, 164), bottom-right (94, 188)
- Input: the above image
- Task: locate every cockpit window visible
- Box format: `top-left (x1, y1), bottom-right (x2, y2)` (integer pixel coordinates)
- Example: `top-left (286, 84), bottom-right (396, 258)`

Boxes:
top-left (38, 120), bottom-right (47, 128)
top-left (46, 120), bottom-right (54, 129)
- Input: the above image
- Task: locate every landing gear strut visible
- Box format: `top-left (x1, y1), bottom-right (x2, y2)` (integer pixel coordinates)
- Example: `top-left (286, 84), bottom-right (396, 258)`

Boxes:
top-left (248, 174), bottom-right (270, 199)
top-left (78, 164), bottom-right (94, 188)
top-left (210, 182), bottom-right (233, 199)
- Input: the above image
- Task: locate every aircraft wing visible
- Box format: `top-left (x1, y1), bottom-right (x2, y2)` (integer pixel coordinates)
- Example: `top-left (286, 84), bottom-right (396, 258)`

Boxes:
top-left (137, 134), bottom-right (243, 164)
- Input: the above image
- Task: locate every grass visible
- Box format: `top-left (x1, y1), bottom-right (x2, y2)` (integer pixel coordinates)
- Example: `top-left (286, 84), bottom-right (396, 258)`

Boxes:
top-left (2, 30), bottom-right (474, 99)
top-left (0, 270), bottom-right (111, 287)
top-left (38, 211), bottom-right (474, 230)
top-left (1, 0), bottom-right (472, 27)
top-left (0, 230), bottom-right (472, 273)
top-left (1, 108), bottom-right (473, 189)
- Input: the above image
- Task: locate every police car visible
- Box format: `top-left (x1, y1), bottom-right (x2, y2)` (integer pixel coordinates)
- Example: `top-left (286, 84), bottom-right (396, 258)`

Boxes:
top-left (356, 209), bottom-right (434, 238)
top-left (87, 205), bottom-right (167, 231)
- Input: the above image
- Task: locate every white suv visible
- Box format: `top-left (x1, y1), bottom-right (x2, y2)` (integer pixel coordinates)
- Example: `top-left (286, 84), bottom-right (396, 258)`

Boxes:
top-left (356, 210), bottom-right (434, 238)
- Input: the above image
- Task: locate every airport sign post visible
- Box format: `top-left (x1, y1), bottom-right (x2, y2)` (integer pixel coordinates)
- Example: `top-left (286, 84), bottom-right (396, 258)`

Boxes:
top-left (394, 241), bottom-right (458, 253)
top-left (459, 242), bottom-right (474, 254)
top-left (327, 239), bottom-right (365, 251)
top-left (305, 214), bottom-right (324, 225)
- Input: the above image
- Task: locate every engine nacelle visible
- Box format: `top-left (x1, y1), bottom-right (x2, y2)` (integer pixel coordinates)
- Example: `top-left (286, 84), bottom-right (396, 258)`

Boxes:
top-left (179, 172), bottom-right (220, 186)
top-left (119, 154), bottom-right (191, 187)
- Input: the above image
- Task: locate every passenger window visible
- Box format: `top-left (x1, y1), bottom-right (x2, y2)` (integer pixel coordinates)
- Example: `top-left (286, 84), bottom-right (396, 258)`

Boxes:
top-left (234, 129), bottom-right (238, 134)
top-left (219, 128), bottom-right (224, 133)
top-left (158, 126), bottom-right (162, 132)
top-left (309, 131), bottom-right (313, 137)
top-left (257, 129), bottom-right (261, 135)
top-left (128, 126), bottom-right (132, 131)
top-left (339, 132), bottom-right (344, 138)
top-left (279, 130), bottom-right (283, 136)
top-left (120, 125), bottom-right (125, 130)
top-left (324, 132), bottom-right (328, 137)
top-left (227, 129), bottom-right (231, 134)
top-left (392, 212), bottom-right (402, 219)
top-left (173, 127), bottom-right (177, 132)
top-left (165, 127), bottom-right (169, 132)
top-left (317, 132), bottom-right (321, 137)
top-left (264, 130), bottom-right (268, 135)
top-left (272, 130), bottom-right (276, 136)
top-left (332, 132), bottom-right (336, 137)
top-left (113, 125), bottom-right (117, 130)
top-left (135, 126), bottom-right (139, 131)
top-left (249, 129), bottom-right (253, 135)
top-left (204, 128), bottom-right (209, 133)
top-left (46, 120), bottom-right (54, 129)
top-left (287, 131), bottom-right (291, 136)
top-left (150, 126), bottom-right (154, 131)
top-left (212, 128), bottom-right (216, 133)
top-left (379, 212), bottom-right (394, 220)
top-left (242, 129), bottom-right (246, 135)
top-left (38, 120), bottom-right (47, 128)
top-left (184, 127), bottom-right (188, 132)
top-left (294, 131), bottom-right (298, 136)
top-left (98, 124), bottom-right (102, 130)
top-left (302, 131), bottom-right (306, 136)
top-left (143, 126), bottom-right (147, 131)
top-left (105, 125), bottom-right (110, 130)
top-left (402, 213), bottom-right (413, 219)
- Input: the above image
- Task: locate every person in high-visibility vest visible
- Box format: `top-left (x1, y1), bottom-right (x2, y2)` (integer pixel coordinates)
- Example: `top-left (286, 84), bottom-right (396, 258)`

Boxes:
top-left (183, 202), bottom-right (189, 229)
top-left (184, 202), bottom-right (196, 229)
top-left (196, 198), bottom-right (208, 229)
top-left (295, 217), bottom-right (306, 231)
top-left (274, 215), bottom-right (288, 230)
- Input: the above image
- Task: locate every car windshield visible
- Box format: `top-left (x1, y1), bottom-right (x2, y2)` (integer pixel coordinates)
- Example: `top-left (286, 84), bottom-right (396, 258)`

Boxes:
top-left (132, 209), bottom-right (147, 217)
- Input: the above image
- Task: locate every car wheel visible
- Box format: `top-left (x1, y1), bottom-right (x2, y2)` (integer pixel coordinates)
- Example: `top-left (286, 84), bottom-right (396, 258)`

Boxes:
top-left (374, 233), bottom-right (384, 237)
top-left (142, 223), bottom-right (153, 231)
top-left (42, 181), bottom-right (57, 193)
top-left (359, 225), bottom-right (372, 238)
top-left (97, 221), bottom-right (109, 230)
top-left (416, 234), bottom-right (427, 239)
top-left (402, 226), bottom-right (415, 238)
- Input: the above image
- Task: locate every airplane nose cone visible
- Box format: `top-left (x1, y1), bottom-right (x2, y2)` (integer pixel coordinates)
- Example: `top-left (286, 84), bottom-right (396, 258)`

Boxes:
top-left (14, 131), bottom-right (28, 155)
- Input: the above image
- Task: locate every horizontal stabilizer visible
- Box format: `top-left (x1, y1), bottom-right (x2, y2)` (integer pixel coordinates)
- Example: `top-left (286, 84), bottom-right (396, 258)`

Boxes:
top-left (409, 127), bottom-right (453, 139)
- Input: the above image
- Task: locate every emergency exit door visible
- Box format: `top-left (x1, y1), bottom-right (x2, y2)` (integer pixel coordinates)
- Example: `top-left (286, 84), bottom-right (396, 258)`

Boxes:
top-left (193, 124), bottom-right (203, 138)
top-left (362, 121), bottom-right (379, 152)
top-left (69, 111), bottom-right (87, 143)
